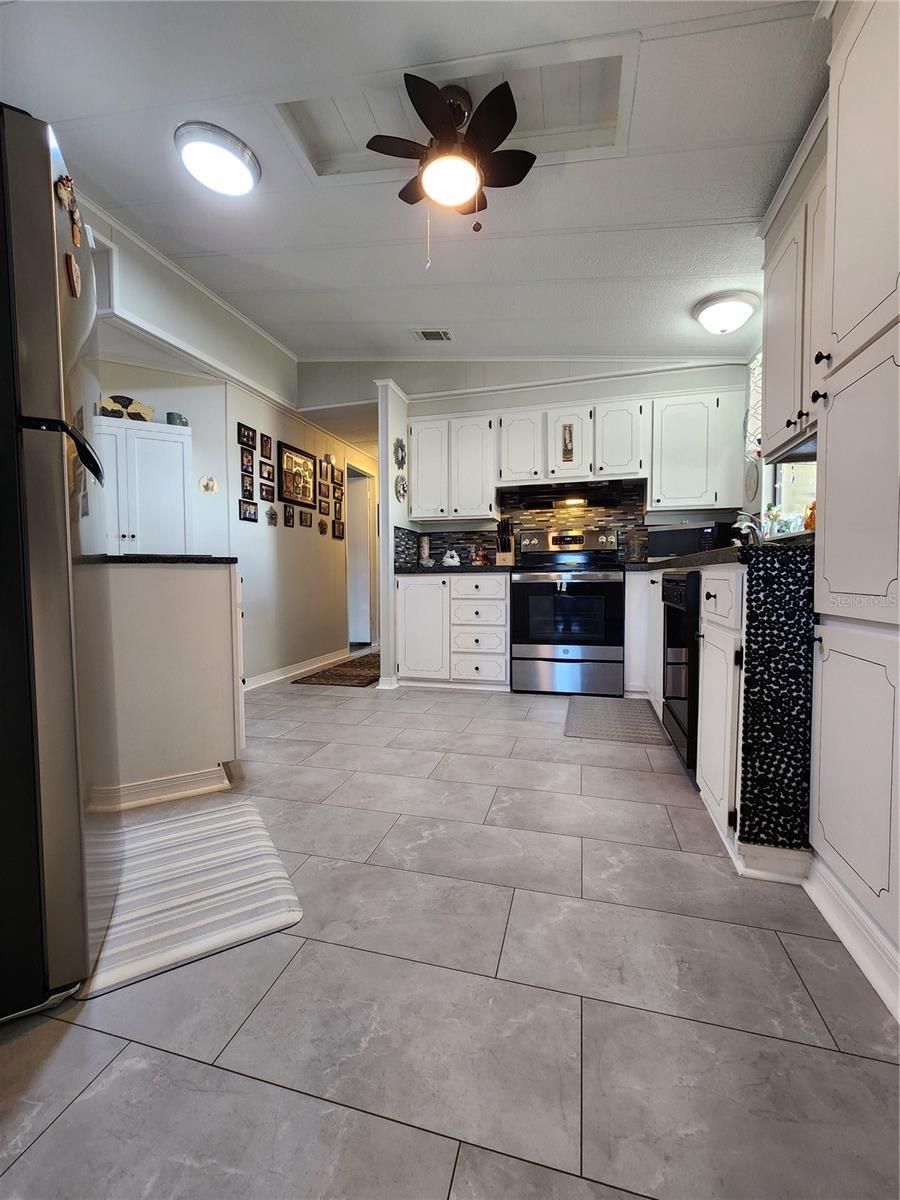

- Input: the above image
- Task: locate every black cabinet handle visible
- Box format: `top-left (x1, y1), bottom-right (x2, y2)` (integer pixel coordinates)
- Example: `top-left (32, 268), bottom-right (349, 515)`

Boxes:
top-left (810, 391), bottom-right (827, 403)
top-left (705, 591), bottom-right (716, 601)
top-left (796, 409), bottom-right (808, 420)
top-left (650, 579), bottom-right (659, 585)
top-left (785, 418), bottom-right (797, 428)
top-left (695, 631), bottom-right (705, 641)
top-left (814, 351), bottom-right (831, 365)
top-left (812, 634), bottom-right (823, 644)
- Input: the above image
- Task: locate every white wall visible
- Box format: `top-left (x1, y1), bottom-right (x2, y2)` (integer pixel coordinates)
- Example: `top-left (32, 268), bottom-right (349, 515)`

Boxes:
top-left (97, 363), bottom-right (230, 555)
top-left (347, 472), bottom-right (371, 644)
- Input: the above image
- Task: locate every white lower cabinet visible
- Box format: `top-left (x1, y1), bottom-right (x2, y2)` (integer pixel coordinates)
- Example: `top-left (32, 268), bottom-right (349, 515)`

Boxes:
top-left (395, 576), bottom-right (450, 680)
top-left (645, 572), bottom-right (664, 715)
top-left (696, 621), bottom-right (742, 836)
top-left (810, 621), bottom-right (899, 942)
top-left (397, 573), bottom-right (509, 685)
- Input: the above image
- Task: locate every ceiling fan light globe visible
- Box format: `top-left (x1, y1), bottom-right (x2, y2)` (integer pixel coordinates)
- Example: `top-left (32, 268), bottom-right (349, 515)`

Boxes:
top-left (421, 154), bottom-right (481, 207)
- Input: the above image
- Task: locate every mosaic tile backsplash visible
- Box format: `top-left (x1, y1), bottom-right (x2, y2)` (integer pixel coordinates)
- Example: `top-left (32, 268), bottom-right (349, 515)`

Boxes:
top-left (394, 480), bottom-right (650, 568)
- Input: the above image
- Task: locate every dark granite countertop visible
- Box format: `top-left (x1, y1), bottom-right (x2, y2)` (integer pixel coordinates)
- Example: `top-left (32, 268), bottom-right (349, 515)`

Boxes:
top-left (74, 554), bottom-right (238, 565)
top-left (395, 565), bottom-right (513, 575)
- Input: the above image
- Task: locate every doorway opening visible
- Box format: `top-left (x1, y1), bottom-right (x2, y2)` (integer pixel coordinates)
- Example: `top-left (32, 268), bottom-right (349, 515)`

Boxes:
top-left (346, 465), bottom-right (376, 651)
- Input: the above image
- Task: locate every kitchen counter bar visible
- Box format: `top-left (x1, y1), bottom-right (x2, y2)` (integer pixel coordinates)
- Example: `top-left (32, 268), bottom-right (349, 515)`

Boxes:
top-left (74, 554), bottom-right (238, 565)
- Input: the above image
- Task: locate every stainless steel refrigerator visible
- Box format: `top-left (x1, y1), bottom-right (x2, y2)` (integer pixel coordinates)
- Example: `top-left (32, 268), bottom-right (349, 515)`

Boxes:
top-left (1, 105), bottom-right (116, 1020)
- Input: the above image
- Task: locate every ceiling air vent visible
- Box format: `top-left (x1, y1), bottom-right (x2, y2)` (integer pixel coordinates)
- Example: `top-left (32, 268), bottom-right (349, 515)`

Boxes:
top-left (410, 329), bottom-right (454, 343)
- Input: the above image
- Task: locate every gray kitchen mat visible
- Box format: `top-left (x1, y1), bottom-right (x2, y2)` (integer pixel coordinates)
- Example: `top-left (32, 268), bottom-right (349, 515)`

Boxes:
top-left (564, 697), bottom-right (670, 744)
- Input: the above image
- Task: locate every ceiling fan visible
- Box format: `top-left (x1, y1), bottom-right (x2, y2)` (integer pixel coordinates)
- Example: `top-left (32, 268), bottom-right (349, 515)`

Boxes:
top-left (366, 74), bottom-right (536, 217)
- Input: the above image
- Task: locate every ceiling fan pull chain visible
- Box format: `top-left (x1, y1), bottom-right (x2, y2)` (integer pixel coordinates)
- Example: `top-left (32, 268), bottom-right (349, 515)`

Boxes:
top-left (425, 198), bottom-right (432, 271)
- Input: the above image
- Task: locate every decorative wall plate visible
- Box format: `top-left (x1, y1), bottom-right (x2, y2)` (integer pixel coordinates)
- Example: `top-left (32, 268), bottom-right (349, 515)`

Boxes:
top-left (393, 437), bottom-right (407, 469)
top-left (198, 474), bottom-right (219, 494)
top-left (394, 472), bottom-right (408, 502)
top-left (744, 458), bottom-right (760, 505)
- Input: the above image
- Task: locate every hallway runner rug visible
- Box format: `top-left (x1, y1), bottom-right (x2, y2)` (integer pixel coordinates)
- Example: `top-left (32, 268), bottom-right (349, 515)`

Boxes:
top-left (564, 697), bottom-right (670, 744)
top-left (78, 794), bottom-right (302, 997)
top-left (293, 652), bottom-right (380, 687)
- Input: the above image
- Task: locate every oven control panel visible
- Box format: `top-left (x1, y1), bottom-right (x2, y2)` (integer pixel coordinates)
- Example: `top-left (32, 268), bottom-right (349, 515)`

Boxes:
top-left (520, 528), bottom-right (619, 553)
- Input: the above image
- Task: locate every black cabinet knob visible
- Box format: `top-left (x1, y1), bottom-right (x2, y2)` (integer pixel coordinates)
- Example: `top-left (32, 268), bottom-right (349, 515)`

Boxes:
top-left (474, 665), bottom-right (480, 672)
top-left (695, 631), bottom-right (705, 641)
top-left (655, 498), bottom-right (661, 503)
top-left (810, 391), bottom-right (827, 403)
top-left (705, 591), bottom-right (717, 601)
top-left (441, 580), bottom-right (447, 586)
top-left (474, 584), bottom-right (479, 590)
top-left (550, 469), bottom-right (556, 475)
top-left (129, 533), bottom-right (136, 539)
top-left (796, 409), bottom-right (808, 420)
top-left (785, 418), bottom-right (797, 428)
top-left (650, 579), bottom-right (659, 585)
top-left (597, 465), bottom-right (604, 471)
top-left (814, 351), bottom-right (831, 365)
top-left (453, 508), bottom-right (458, 513)
top-left (439, 508), bottom-right (444, 513)
top-left (120, 533), bottom-right (127, 539)
top-left (533, 470), bottom-right (539, 476)
top-left (474, 638), bottom-right (480, 644)
top-left (474, 610), bottom-right (480, 616)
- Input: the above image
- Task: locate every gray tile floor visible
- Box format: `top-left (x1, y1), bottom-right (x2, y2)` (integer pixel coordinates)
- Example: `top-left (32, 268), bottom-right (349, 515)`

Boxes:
top-left (1, 681), bottom-right (898, 1200)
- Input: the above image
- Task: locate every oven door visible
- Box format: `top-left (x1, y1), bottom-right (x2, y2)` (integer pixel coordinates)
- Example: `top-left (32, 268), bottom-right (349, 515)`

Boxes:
top-left (511, 572), bottom-right (625, 650)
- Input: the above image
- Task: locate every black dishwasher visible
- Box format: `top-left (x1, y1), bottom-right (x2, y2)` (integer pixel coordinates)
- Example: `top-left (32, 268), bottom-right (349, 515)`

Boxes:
top-left (661, 571), bottom-right (701, 769)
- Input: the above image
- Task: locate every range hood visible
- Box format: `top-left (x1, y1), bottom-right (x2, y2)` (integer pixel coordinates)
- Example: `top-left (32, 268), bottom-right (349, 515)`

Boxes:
top-left (497, 479), bottom-right (630, 509)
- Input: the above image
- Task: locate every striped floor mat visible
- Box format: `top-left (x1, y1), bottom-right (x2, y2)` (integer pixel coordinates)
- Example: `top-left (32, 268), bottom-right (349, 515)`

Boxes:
top-left (79, 794), bottom-right (302, 998)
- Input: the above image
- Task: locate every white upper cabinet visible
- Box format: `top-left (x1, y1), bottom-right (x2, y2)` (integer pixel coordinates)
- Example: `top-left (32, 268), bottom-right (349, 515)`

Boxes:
top-left (814, 328), bottom-right (899, 624)
top-left (409, 418), bottom-right (449, 519)
top-left (449, 415), bottom-right (494, 519)
top-left (594, 398), bottom-right (648, 478)
top-left (395, 575), bottom-right (450, 680)
top-left (761, 205), bottom-right (806, 458)
top-left (803, 169), bottom-right (830, 418)
top-left (126, 425), bottom-right (192, 554)
top-left (87, 422), bottom-right (129, 554)
top-left (546, 405), bottom-right (593, 479)
top-left (499, 411), bottom-right (544, 482)
top-left (650, 391), bottom-right (744, 510)
top-left (810, 621), bottom-right (899, 941)
top-left (825, 0), bottom-right (899, 370)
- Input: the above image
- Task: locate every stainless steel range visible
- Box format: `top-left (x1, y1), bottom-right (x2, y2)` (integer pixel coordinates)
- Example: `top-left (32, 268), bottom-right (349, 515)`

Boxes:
top-left (510, 529), bottom-right (625, 696)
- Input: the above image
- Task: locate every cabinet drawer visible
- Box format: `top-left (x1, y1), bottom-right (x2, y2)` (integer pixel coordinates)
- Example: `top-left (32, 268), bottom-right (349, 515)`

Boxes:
top-left (450, 574), bottom-right (508, 599)
top-left (450, 625), bottom-right (507, 654)
top-left (701, 569), bottom-right (744, 630)
top-left (451, 653), bottom-right (507, 683)
top-left (450, 599), bottom-right (507, 626)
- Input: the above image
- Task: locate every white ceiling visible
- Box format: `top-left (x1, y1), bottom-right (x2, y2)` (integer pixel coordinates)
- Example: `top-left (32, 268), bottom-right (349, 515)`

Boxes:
top-left (1, 2), bottom-right (830, 363)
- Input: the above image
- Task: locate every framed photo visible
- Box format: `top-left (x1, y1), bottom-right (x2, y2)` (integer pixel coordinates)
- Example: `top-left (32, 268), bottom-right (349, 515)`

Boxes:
top-left (332, 466), bottom-right (344, 486)
top-left (283, 504), bottom-right (294, 527)
top-left (237, 422), bottom-right (256, 450)
top-left (299, 510), bottom-right (312, 527)
top-left (239, 499), bottom-right (258, 523)
top-left (334, 500), bottom-right (343, 521)
top-left (332, 484), bottom-right (344, 503)
top-left (318, 498), bottom-right (330, 516)
top-left (241, 447), bottom-right (254, 475)
top-left (241, 473), bottom-right (254, 500)
top-left (318, 480), bottom-right (330, 499)
top-left (319, 459), bottom-right (331, 482)
top-left (260, 433), bottom-right (272, 460)
top-left (259, 482), bottom-right (275, 502)
top-left (259, 460), bottom-right (275, 482)
top-left (332, 519), bottom-right (345, 540)
top-left (277, 440), bottom-right (316, 508)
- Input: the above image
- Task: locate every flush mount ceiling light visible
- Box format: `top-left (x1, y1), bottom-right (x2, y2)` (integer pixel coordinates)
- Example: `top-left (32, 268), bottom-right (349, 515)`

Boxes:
top-left (174, 122), bottom-right (260, 196)
top-left (692, 291), bottom-right (759, 335)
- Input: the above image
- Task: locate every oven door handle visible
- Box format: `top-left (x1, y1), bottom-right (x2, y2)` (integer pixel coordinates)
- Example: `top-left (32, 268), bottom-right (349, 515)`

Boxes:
top-left (511, 571), bottom-right (624, 583)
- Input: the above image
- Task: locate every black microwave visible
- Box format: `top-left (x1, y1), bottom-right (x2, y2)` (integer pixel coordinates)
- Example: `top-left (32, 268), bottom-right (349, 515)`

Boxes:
top-left (646, 522), bottom-right (736, 562)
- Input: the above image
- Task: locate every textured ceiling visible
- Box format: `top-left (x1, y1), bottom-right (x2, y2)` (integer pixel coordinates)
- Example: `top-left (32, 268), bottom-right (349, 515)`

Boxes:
top-left (0, 2), bottom-right (830, 363)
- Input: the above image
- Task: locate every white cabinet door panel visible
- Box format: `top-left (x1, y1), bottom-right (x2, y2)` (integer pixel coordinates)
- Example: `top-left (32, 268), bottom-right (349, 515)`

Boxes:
top-left (810, 622), bottom-right (898, 940)
top-left (645, 572), bottom-right (664, 715)
top-left (89, 424), bottom-right (128, 554)
top-left (396, 576), bottom-right (450, 680)
top-left (803, 168), bottom-right (829, 421)
top-left (815, 329), bottom-right (899, 624)
top-left (696, 622), bottom-right (741, 835)
top-left (499, 412), bottom-right (544, 482)
top-left (826, 0), bottom-right (899, 369)
top-left (126, 426), bottom-right (191, 554)
top-left (547, 405), bottom-right (593, 479)
top-left (595, 398), bottom-right (647, 478)
top-left (762, 206), bottom-right (806, 459)
top-left (409, 420), bottom-right (449, 519)
top-left (650, 394), bottom-right (716, 509)
top-left (449, 415), bottom-right (494, 518)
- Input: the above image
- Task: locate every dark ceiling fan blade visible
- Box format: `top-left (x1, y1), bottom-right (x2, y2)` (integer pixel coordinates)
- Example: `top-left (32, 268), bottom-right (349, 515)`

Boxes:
top-left (398, 174), bottom-right (425, 205)
top-left (456, 189), bottom-right (487, 215)
top-left (366, 134), bottom-right (427, 160)
top-left (481, 148), bottom-right (536, 188)
top-left (404, 73), bottom-right (457, 143)
top-left (464, 81), bottom-right (516, 154)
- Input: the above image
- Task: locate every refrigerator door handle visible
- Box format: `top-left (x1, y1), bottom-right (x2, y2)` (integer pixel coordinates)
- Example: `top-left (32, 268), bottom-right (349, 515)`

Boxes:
top-left (19, 416), bottom-right (104, 485)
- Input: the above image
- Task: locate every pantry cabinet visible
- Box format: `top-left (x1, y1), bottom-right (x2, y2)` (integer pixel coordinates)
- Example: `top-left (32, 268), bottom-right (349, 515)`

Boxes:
top-left (395, 575), bottom-right (450, 679)
top-left (87, 418), bottom-right (192, 554)
top-left (814, 328), bottom-right (899, 625)
top-left (409, 419), bottom-right (449, 518)
top-left (649, 391), bottom-right (744, 510)
top-left (546, 405), bottom-right (593, 479)
top-left (594, 398), bottom-right (648, 477)
top-left (449, 415), bottom-right (495, 518)
top-left (810, 621), bottom-right (899, 942)
top-left (824, 0), bottom-right (899, 371)
top-left (498, 411), bottom-right (543, 482)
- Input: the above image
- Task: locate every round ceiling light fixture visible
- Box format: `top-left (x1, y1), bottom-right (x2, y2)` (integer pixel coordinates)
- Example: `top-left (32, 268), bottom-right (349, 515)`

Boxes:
top-left (692, 291), bottom-right (759, 335)
top-left (174, 122), bottom-right (261, 196)
top-left (420, 153), bottom-right (481, 208)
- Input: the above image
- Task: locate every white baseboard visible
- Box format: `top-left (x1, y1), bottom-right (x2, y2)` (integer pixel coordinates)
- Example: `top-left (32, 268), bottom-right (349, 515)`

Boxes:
top-left (396, 678), bottom-right (510, 693)
top-left (803, 854), bottom-right (900, 1021)
top-left (732, 840), bottom-right (813, 883)
top-left (245, 648), bottom-right (351, 690)
top-left (88, 766), bottom-right (230, 813)
top-left (376, 676), bottom-right (399, 690)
